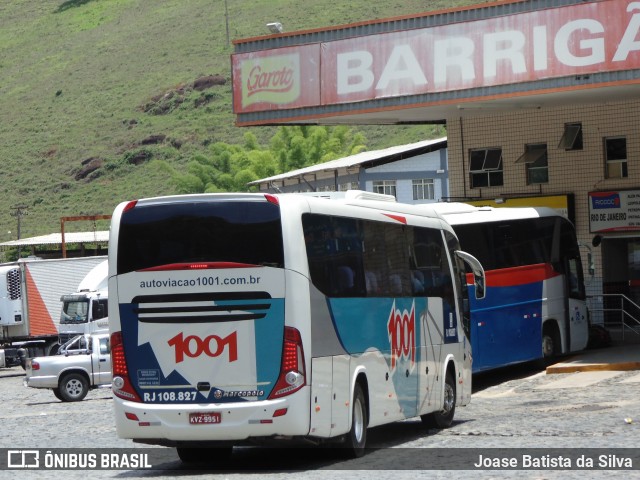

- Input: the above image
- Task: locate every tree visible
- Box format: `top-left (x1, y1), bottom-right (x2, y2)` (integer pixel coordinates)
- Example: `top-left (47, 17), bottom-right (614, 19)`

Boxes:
top-left (270, 125), bottom-right (367, 171)
top-left (159, 125), bottom-right (368, 194)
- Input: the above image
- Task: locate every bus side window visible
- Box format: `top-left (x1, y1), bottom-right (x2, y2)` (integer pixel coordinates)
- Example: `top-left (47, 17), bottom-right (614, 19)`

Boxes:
top-left (302, 214), bottom-right (366, 298)
top-left (362, 222), bottom-right (387, 296)
top-left (384, 224), bottom-right (411, 297)
top-left (412, 229), bottom-right (447, 297)
top-left (303, 214), bottom-right (333, 295)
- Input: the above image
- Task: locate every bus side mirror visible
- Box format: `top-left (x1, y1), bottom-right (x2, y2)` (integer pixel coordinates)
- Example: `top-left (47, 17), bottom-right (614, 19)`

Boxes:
top-left (579, 242), bottom-right (595, 277)
top-left (455, 250), bottom-right (486, 300)
top-left (474, 274), bottom-right (485, 300)
top-left (588, 252), bottom-right (595, 277)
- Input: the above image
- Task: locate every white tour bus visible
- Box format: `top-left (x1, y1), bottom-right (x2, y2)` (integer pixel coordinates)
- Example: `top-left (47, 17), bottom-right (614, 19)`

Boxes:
top-left (108, 191), bottom-right (485, 463)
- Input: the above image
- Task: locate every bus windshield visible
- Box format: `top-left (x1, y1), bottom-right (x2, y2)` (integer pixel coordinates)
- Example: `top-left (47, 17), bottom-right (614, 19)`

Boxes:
top-left (116, 200), bottom-right (284, 273)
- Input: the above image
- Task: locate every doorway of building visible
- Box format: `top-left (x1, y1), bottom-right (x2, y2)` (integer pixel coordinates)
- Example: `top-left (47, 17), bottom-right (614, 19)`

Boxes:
top-left (602, 237), bottom-right (640, 324)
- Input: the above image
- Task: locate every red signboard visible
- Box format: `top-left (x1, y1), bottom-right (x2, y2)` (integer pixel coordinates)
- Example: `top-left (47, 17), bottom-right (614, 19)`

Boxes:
top-left (232, 0), bottom-right (640, 113)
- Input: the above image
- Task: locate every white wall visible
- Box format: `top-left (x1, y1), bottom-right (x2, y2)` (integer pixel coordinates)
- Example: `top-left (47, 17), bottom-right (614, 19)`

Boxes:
top-left (364, 149), bottom-right (447, 204)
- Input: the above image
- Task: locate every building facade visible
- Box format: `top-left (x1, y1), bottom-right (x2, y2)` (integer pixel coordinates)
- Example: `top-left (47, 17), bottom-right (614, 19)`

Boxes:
top-left (232, 0), bottom-right (640, 307)
top-left (447, 98), bottom-right (640, 304)
top-left (252, 138), bottom-right (449, 205)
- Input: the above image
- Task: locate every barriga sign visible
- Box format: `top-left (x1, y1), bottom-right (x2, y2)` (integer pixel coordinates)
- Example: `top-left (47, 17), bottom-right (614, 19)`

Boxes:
top-left (232, 0), bottom-right (640, 113)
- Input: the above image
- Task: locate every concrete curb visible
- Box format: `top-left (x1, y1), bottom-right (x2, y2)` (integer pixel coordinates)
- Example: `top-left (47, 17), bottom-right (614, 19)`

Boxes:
top-left (546, 362), bottom-right (640, 374)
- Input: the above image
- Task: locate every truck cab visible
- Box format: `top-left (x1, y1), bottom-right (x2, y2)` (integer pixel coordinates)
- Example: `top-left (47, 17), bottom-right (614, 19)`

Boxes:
top-left (59, 292), bottom-right (108, 341)
top-left (58, 261), bottom-right (108, 342)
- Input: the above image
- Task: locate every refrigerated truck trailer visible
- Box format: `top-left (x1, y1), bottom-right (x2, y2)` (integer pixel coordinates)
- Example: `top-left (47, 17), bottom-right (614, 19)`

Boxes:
top-left (0, 256), bottom-right (106, 367)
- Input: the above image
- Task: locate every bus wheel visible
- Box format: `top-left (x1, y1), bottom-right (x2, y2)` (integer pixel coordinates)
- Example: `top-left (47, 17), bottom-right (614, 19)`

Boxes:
top-left (421, 370), bottom-right (456, 429)
top-left (541, 324), bottom-right (560, 365)
top-left (176, 446), bottom-right (233, 465)
top-left (542, 334), bottom-right (554, 358)
top-left (344, 383), bottom-right (367, 458)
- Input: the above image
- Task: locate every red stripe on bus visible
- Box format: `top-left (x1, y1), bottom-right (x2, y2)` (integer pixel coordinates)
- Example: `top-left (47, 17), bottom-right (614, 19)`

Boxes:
top-left (467, 263), bottom-right (559, 288)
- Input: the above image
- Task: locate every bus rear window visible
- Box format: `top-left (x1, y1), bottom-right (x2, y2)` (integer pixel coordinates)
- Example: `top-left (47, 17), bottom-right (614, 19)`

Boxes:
top-left (117, 200), bottom-right (284, 274)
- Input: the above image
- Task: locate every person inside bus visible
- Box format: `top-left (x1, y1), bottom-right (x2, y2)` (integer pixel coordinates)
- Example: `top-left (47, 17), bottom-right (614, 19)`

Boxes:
top-left (365, 270), bottom-right (379, 295)
top-left (423, 268), bottom-right (443, 297)
top-left (411, 270), bottom-right (426, 294)
top-left (336, 265), bottom-right (355, 295)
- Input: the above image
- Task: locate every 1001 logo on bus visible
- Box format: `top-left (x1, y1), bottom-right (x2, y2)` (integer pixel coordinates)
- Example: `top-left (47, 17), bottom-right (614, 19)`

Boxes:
top-left (387, 301), bottom-right (416, 370)
top-left (167, 332), bottom-right (238, 363)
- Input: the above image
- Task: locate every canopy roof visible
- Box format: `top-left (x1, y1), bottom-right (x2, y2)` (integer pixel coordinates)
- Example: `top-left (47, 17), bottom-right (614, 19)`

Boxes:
top-left (0, 231), bottom-right (109, 249)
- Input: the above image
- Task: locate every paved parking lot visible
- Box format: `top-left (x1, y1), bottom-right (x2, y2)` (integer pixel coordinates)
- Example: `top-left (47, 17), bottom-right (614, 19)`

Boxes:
top-left (1, 358), bottom-right (639, 479)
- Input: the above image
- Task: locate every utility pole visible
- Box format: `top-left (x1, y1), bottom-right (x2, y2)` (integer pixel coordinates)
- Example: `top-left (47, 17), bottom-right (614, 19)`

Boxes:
top-left (10, 204), bottom-right (28, 256)
top-left (224, 0), bottom-right (230, 45)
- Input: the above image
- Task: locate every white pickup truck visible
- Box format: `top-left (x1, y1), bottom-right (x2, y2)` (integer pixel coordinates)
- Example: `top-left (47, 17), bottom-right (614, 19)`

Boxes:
top-left (23, 332), bottom-right (112, 401)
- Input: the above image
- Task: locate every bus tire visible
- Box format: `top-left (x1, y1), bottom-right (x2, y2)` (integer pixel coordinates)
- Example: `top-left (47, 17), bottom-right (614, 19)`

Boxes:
top-left (344, 383), bottom-right (367, 458)
top-left (58, 373), bottom-right (89, 402)
top-left (176, 446), bottom-right (232, 465)
top-left (421, 370), bottom-right (456, 429)
top-left (541, 322), bottom-right (560, 365)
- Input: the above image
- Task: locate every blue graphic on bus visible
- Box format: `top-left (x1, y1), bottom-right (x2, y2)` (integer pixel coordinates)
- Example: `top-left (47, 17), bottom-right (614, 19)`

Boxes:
top-left (119, 298), bottom-right (285, 403)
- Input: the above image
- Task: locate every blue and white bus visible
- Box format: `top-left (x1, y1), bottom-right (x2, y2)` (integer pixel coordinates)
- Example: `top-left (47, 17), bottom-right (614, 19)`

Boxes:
top-left (108, 191), bottom-right (485, 462)
top-left (432, 203), bottom-right (589, 373)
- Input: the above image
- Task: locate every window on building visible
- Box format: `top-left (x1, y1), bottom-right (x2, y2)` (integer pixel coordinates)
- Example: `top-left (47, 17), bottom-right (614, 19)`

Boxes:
top-left (515, 144), bottom-right (548, 184)
top-left (558, 123), bottom-right (583, 150)
top-left (605, 137), bottom-right (628, 179)
top-left (469, 148), bottom-right (503, 188)
top-left (412, 179), bottom-right (435, 200)
top-left (372, 180), bottom-right (397, 197)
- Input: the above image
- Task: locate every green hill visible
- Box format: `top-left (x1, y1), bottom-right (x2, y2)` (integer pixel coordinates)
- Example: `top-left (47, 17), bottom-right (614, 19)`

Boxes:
top-left (0, 0), bottom-right (469, 240)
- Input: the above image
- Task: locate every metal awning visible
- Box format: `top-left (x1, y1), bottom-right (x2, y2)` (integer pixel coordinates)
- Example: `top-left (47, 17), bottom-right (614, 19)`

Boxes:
top-left (0, 231), bottom-right (109, 249)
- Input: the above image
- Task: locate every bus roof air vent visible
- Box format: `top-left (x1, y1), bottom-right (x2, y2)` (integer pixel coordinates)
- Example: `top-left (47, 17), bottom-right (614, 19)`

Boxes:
top-left (343, 190), bottom-right (397, 203)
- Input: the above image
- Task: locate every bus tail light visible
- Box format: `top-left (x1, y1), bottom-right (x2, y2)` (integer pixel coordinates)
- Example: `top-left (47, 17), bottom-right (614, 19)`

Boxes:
top-left (111, 331), bottom-right (141, 402)
top-left (268, 327), bottom-right (306, 399)
top-left (264, 194), bottom-right (279, 205)
top-left (123, 200), bottom-right (138, 212)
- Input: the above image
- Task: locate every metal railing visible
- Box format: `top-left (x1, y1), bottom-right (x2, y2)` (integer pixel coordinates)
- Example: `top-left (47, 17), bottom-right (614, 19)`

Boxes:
top-left (587, 293), bottom-right (640, 341)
